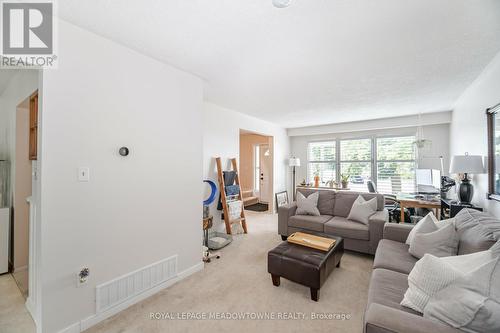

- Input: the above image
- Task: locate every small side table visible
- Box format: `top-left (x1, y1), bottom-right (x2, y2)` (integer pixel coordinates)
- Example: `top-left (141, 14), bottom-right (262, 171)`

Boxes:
top-left (441, 199), bottom-right (483, 219)
top-left (202, 216), bottom-right (220, 263)
top-left (203, 216), bottom-right (213, 248)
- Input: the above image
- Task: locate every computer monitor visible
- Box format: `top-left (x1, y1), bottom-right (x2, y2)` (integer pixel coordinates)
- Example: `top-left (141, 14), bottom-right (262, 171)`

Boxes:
top-left (416, 169), bottom-right (441, 194)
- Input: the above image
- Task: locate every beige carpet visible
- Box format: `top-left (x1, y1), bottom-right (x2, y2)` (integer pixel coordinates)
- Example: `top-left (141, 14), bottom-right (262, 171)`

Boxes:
top-left (0, 274), bottom-right (36, 333)
top-left (85, 212), bottom-right (373, 333)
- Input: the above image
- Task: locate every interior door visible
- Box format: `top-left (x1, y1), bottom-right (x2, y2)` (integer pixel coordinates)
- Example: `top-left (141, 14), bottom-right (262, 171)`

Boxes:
top-left (259, 144), bottom-right (271, 203)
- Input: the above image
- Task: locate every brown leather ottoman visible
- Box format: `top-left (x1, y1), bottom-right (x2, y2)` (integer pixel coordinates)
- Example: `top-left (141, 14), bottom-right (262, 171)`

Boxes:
top-left (267, 235), bottom-right (343, 301)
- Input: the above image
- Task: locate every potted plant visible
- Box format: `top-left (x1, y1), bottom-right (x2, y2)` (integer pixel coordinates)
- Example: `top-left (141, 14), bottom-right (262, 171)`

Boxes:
top-left (313, 171), bottom-right (320, 188)
top-left (340, 174), bottom-right (350, 189)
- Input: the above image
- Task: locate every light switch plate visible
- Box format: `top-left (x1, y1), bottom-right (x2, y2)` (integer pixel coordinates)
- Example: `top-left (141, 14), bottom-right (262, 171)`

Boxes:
top-left (78, 167), bottom-right (90, 182)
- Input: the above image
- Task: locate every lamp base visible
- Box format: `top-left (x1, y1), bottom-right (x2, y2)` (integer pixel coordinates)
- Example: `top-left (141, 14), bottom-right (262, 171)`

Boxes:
top-left (458, 175), bottom-right (473, 205)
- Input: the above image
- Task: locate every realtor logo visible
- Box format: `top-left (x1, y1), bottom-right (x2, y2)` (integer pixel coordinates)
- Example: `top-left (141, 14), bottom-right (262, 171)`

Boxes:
top-left (1, 0), bottom-right (56, 68)
top-left (2, 1), bottom-right (52, 54)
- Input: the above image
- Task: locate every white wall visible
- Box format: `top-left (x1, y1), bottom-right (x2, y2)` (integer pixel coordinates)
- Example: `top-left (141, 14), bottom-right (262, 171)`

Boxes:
top-left (290, 123), bottom-right (450, 185)
top-left (450, 51), bottom-right (500, 217)
top-left (203, 102), bottom-right (290, 230)
top-left (40, 20), bottom-right (203, 333)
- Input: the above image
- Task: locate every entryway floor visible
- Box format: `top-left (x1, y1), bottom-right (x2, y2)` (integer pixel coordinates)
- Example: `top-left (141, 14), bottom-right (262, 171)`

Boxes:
top-left (0, 274), bottom-right (35, 333)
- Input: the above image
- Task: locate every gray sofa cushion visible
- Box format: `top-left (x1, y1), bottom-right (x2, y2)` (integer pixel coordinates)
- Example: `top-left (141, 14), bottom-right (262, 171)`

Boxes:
top-left (455, 209), bottom-right (500, 255)
top-left (373, 239), bottom-right (418, 275)
top-left (297, 188), bottom-right (335, 215)
top-left (334, 191), bottom-right (384, 217)
top-left (367, 268), bottom-right (421, 316)
top-left (324, 216), bottom-right (369, 240)
top-left (288, 214), bottom-right (332, 232)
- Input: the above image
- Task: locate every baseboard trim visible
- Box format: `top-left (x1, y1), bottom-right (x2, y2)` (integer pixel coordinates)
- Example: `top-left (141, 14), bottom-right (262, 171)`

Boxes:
top-left (25, 297), bottom-right (38, 326)
top-left (58, 322), bottom-right (80, 333)
top-left (13, 265), bottom-right (28, 273)
top-left (58, 261), bottom-right (204, 333)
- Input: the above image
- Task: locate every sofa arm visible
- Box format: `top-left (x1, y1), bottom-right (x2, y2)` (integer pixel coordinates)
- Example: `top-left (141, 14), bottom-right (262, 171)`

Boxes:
top-left (278, 202), bottom-right (297, 236)
top-left (368, 209), bottom-right (389, 254)
top-left (383, 223), bottom-right (414, 243)
top-left (364, 303), bottom-right (461, 333)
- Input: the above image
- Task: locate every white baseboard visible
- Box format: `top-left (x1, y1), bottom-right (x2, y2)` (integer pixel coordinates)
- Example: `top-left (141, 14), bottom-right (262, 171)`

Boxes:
top-left (13, 265), bottom-right (28, 273)
top-left (25, 297), bottom-right (38, 326)
top-left (57, 322), bottom-right (80, 333)
top-left (57, 261), bottom-right (204, 333)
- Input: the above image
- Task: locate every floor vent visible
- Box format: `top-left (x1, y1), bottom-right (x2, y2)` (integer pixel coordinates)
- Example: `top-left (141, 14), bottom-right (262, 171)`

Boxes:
top-left (96, 255), bottom-right (178, 313)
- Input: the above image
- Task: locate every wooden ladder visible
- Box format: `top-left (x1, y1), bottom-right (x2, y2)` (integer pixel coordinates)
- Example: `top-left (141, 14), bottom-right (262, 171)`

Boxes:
top-left (215, 157), bottom-right (247, 235)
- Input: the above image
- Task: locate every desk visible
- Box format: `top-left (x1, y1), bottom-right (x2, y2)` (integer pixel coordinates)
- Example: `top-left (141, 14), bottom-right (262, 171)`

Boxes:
top-left (397, 196), bottom-right (441, 223)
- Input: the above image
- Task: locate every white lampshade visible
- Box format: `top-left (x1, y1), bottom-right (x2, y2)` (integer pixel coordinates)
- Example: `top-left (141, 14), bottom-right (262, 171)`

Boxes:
top-left (289, 157), bottom-right (300, 167)
top-left (272, 0), bottom-right (291, 8)
top-left (449, 154), bottom-right (485, 174)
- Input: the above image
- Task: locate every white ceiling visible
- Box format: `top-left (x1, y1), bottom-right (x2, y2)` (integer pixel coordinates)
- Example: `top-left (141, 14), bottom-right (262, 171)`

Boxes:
top-left (0, 70), bottom-right (18, 95)
top-left (58, 0), bottom-right (500, 128)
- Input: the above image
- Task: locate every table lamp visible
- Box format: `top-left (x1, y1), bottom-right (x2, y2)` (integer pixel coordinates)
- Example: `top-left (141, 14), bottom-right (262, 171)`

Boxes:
top-left (449, 153), bottom-right (485, 205)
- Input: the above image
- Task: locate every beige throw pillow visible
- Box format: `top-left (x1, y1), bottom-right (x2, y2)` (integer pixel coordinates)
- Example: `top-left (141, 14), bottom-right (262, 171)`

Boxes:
top-left (409, 223), bottom-right (459, 259)
top-left (347, 195), bottom-right (377, 225)
top-left (295, 191), bottom-right (320, 216)
top-left (424, 257), bottom-right (500, 333)
top-left (401, 242), bottom-right (500, 314)
top-left (405, 213), bottom-right (439, 245)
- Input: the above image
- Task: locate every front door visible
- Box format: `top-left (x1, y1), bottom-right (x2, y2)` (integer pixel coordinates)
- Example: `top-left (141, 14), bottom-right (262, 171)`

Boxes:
top-left (259, 144), bottom-right (271, 203)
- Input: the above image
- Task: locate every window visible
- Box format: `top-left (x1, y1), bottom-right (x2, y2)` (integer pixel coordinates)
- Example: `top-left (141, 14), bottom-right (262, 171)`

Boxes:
top-left (340, 139), bottom-right (372, 192)
top-left (376, 136), bottom-right (416, 194)
top-left (305, 135), bottom-right (416, 193)
top-left (307, 141), bottom-right (336, 184)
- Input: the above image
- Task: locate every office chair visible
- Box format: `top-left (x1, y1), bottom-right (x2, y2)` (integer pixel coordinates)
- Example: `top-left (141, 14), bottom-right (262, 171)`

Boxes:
top-left (367, 181), bottom-right (407, 222)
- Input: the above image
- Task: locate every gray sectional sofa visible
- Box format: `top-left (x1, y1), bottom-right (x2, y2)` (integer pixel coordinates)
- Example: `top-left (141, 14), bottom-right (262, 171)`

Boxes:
top-left (364, 208), bottom-right (500, 333)
top-left (278, 188), bottom-right (388, 255)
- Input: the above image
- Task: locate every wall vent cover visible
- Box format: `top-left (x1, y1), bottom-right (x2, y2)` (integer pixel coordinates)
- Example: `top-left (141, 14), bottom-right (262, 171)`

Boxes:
top-left (96, 255), bottom-right (178, 313)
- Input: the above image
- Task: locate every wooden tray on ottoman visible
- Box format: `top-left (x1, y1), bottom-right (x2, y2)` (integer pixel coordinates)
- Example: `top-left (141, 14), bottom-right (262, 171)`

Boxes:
top-left (287, 232), bottom-right (336, 251)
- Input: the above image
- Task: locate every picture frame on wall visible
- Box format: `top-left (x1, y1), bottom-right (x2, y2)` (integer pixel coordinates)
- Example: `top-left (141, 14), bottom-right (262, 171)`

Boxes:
top-left (275, 191), bottom-right (289, 209)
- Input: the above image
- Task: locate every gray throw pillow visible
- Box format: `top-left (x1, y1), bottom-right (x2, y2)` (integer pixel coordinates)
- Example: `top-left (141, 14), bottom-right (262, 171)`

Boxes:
top-left (347, 195), bottom-right (377, 225)
top-left (296, 191), bottom-right (320, 216)
top-left (409, 222), bottom-right (459, 259)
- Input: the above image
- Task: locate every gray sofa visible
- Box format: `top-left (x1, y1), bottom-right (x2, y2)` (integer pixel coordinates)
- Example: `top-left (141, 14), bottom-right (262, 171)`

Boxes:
top-left (364, 208), bottom-right (500, 333)
top-left (278, 188), bottom-right (388, 255)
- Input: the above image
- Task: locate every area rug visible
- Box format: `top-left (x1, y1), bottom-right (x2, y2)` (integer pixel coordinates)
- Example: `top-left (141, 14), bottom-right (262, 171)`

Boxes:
top-left (85, 212), bottom-right (373, 333)
top-left (245, 203), bottom-right (269, 212)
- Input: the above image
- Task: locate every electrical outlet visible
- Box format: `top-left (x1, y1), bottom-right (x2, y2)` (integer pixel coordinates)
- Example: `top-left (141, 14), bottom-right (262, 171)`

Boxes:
top-left (77, 267), bottom-right (90, 287)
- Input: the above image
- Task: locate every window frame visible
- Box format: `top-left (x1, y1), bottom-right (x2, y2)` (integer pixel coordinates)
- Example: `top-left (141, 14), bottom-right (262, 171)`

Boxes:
top-left (306, 140), bottom-right (337, 184)
top-left (375, 135), bottom-right (417, 194)
top-left (306, 134), bottom-right (417, 192)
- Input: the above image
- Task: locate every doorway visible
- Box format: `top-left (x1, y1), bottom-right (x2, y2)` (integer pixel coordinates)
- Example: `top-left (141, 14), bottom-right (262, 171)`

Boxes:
top-left (11, 91), bottom-right (37, 299)
top-left (239, 130), bottom-right (274, 213)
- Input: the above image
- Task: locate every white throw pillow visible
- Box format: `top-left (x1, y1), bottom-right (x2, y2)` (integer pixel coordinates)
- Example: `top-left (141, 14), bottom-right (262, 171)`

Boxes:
top-left (435, 217), bottom-right (455, 229)
top-left (401, 245), bottom-right (499, 313)
top-left (401, 254), bottom-right (462, 313)
top-left (405, 213), bottom-right (439, 245)
top-left (347, 195), bottom-right (377, 225)
top-left (295, 191), bottom-right (320, 216)
top-left (409, 222), bottom-right (459, 259)
top-left (424, 258), bottom-right (500, 333)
